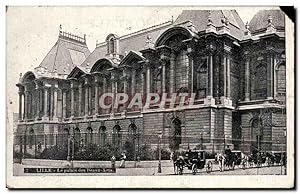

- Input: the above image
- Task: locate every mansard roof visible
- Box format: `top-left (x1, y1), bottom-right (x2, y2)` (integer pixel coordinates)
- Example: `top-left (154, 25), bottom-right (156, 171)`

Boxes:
top-left (34, 30), bottom-right (91, 79)
top-left (249, 9), bottom-right (285, 33)
top-left (80, 21), bottom-right (172, 70)
top-left (174, 10), bottom-right (246, 40)
top-left (80, 10), bottom-right (246, 70)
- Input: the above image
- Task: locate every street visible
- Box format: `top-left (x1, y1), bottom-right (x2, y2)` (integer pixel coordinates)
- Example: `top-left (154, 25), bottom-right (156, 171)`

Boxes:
top-left (13, 163), bottom-right (286, 176)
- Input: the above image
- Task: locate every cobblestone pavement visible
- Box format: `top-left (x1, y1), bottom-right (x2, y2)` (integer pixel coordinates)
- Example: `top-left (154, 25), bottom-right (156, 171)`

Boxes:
top-left (13, 163), bottom-right (286, 176)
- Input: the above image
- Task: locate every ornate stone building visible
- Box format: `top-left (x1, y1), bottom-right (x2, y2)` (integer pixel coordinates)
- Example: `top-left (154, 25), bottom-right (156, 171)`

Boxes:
top-left (16, 9), bottom-right (286, 153)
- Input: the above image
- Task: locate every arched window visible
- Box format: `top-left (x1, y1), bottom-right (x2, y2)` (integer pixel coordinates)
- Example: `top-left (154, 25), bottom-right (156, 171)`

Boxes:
top-left (99, 126), bottom-right (107, 146)
top-left (109, 38), bottom-right (115, 54)
top-left (250, 117), bottom-right (264, 151)
top-left (112, 125), bottom-right (122, 148)
top-left (170, 118), bottom-right (182, 151)
top-left (254, 63), bottom-right (267, 100)
top-left (86, 127), bottom-right (93, 145)
top-left (74, 127), bottom-right (81, 143)
top-left (128, 123), bottom-right (137, 142)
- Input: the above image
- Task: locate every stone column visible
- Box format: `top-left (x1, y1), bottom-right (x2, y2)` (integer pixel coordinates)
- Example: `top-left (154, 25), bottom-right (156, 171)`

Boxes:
top-left (43, 86), bottom-right (49, 120)
top-left (111, 74), bottom-right (116, 114)
top-left (84, 80), bottom-right (89, 116)
top-left (123, 71), bottom-right (128, 96)
top-left (62, 89), bottom-right (67, 118)
top-left (30, 90), bottom-right (35, 120)
top-left (18, 88), bottom-right (23, 121)
top-left (88, 85), bottom-right (92, 115)
top-left (207, 53), bottom-right (214, 97)
top-left (94, 77), bottom-right (99, 115)
top-left (78, 82), bottom-right (82, 116)
top-left (146, 64), bottom-right (151, 94)
top-left (161, 60), bottom-right (166, 94)
top-left (22, 94), bottom-right (25, 120)
top-left (226, 57), bottom-right (231, 98)
top-left (131, 69), bottom-right (136, 96)
top-left (267, 51), bottom-right (274, 99)
top-left (102, 76), bottom-right (107, 94)
top-left (244, 52), bottom-right (250, 101)
top-left (35, 84), bottom-right (40, 120)
top-left (170, 52), bottom-right (176, 94)
top-left (222, 55), bottom-right (227, 97)
top-left (102, 76), bottom-right (107, 114)
top-left (273, 56), bottom-right (277, 98)
top-left (70, 81), bottom-right (75, 118)
top-left (141, 71), bottom-right (145, 97)
top-left (123, 70), bottom-right (129, 111)
top-left (39, 88), bottom-right (43, 118)
top-left (52, 84), bottom-right (58, 120)
top-left (24, 90), bottom-right (29, 120)
top-left (187, 51), bottom-right (194, 93)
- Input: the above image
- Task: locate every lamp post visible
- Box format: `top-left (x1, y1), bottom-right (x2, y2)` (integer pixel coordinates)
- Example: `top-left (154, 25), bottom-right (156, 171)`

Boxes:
top-left (71, 135), bottom-right (75, 168)
top-left (283, 128), bottom-right (287, 175)
top-left (133, 133), bottom-right (137, 168)
top-left (67, 135), bottom-right (71, 161)
top-left (157, 130), bottom-right (162, 173)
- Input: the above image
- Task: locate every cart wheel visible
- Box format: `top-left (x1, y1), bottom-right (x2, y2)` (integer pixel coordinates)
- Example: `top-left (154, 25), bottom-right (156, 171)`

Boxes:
top-left (177, 165), bottom-right (183, 175)
top-left (179, 167), bottom-right (183, 175)
top-left (192, 164), bottom-right (197, 175)
top-left (242, 161), bottom-right (246, 170)
top-left (206, 161), bottom-right (213, 173)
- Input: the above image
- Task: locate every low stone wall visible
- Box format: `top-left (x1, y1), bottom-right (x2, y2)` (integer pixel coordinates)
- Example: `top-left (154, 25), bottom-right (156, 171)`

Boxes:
top-left (21, 159), bottom-right (174, 168)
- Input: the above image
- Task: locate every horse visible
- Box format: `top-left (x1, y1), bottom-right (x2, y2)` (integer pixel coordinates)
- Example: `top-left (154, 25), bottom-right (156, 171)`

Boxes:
top-left (240, 152), bottom-right (249, 169)
top-left (224, 152), bottom-right (236, 170)
top-left (216, 153), bottom-right (226, 172)
top-left (174, 155), bottom-right (185, 175)
top-left (171, 152), bottom-right (178, 174)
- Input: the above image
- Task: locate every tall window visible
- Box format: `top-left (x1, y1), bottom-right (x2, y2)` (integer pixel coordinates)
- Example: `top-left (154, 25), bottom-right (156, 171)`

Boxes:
top-left (195, 57), bottom-right (208, 99)
top-left (170, 118), bottom-right (182, 151)
top-left (135, 68), bottom-right (142, 93)
top-left (29, 129), bottom-right (35, 149)
top-left (112, 125), bottom-right (121, 147)
top-left (277, 64), bottom-right (286, 94)
top-left (175, 50), bottom-right (189, 92)
top-left (86, 127), bottom-right (93, 145)
top-left (74, 127), bottom-right (81, 143)
top-left (152, 66), bottom-right (162, 94)
top-left (99, 126), bottom-right (106, 146)
top-left (254, 63), bottom-right (267, 100)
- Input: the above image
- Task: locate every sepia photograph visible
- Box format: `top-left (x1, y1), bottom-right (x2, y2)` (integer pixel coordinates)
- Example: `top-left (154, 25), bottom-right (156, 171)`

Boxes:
top-left (5, 5), bottom-right (295, 188)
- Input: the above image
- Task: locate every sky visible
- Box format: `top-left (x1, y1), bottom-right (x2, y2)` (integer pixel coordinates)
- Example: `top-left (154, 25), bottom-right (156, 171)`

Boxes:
top-left (6, 6), bottom-right (280, 114)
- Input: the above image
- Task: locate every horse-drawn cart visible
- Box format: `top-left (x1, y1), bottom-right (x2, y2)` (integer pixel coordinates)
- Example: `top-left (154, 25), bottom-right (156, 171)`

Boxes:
top-left (174, 150), bottom-right (213, 175)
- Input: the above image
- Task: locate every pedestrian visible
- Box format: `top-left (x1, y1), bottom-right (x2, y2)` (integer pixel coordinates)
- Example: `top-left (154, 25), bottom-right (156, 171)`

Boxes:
top-left (37, 141), bottom-right (42, 152)
top-left (79, 138), bottom-right (84, 151)
top-left (119, 152), bottom-right (126, 168)
top-left (111, 155), bottom-right (116, 172)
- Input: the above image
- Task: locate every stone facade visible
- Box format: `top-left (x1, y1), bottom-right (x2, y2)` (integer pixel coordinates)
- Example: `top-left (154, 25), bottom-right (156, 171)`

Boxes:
top-left (16, 9), bottom-right (286, 153)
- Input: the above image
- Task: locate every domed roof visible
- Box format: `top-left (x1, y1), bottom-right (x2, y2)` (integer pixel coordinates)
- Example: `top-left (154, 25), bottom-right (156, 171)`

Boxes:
top-left (249, 9), bottom-right (285, 33)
